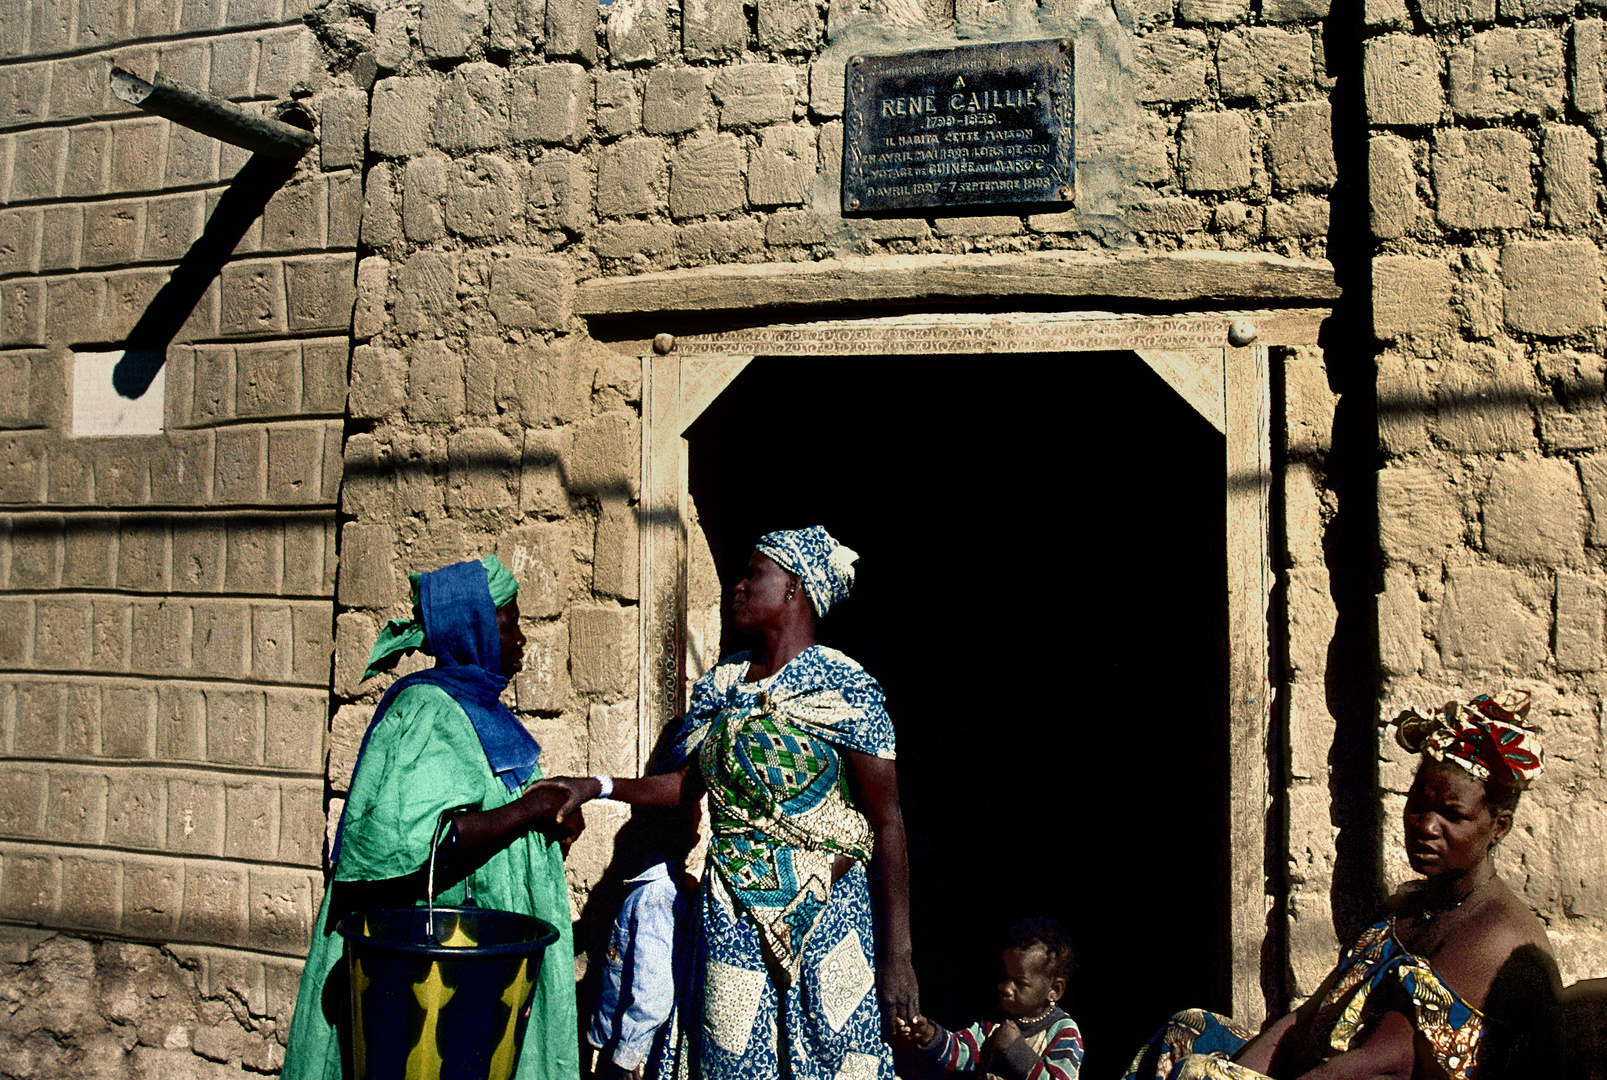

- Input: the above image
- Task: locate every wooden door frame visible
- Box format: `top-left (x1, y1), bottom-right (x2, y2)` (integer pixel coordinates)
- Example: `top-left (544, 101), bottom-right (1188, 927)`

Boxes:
top-left (628, 307), bottom-right (1327, 1024)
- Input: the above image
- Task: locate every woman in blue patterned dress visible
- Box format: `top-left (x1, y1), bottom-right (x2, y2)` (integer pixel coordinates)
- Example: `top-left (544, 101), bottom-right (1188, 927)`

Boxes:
top-left (540, 527), bottom-right (919, 1080)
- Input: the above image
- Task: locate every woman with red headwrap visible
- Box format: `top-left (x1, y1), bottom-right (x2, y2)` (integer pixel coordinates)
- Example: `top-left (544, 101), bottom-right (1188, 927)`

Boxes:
top-left (1124, 690), bottom-right (1551, 1080)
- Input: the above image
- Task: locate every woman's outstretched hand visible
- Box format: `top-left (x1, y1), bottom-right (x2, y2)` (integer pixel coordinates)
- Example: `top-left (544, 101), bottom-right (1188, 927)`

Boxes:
top-left (529, 776), bottom-right (602, 823)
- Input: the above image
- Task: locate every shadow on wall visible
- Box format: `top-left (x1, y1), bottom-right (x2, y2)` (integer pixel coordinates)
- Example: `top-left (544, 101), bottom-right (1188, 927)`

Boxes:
top-left (108, 153), bottom-right (299, 400)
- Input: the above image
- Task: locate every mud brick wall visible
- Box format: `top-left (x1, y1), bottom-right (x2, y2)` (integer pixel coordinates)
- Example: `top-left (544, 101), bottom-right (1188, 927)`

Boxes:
top-left (1366, 0), bottom-right (1607, 986)
top-left (0, 0), bottom-right (355, 1066)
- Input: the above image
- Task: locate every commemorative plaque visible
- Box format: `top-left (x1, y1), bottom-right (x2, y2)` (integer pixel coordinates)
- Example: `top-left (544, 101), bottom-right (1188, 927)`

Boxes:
top-left (842, 39), bottom-right (1074, 215)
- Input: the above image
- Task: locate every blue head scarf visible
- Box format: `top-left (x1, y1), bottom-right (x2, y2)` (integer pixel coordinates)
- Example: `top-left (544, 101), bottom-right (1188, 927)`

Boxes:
top-left (754, 526), bottom-right (859, 617)
top-left (333, 558), bottom-right (541, 864)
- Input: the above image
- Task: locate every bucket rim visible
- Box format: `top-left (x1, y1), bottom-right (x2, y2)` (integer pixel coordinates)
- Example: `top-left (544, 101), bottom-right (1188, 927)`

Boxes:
top-left (335, 906), bottom-right (560, 960)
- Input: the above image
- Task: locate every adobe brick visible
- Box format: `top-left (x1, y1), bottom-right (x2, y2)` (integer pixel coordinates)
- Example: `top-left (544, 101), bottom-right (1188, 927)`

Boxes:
top-left (60, 855), bottom-right (120, 932)
top-left (49, 769), bottom-right (108, 845)
top-left (318, 89), bottom-right (368, 172)
top-left (266, 687), bottom-right (326, 771)
top-left (683, 0), bottom-right (743, 59)
top-left (595, 71), bottom-right (640, 137)
top-left (570, 606), bottom-right (639, 696)
top-left (332, 612), bottom-right (379, 698)
top-left (1438, 566), bottom-right (1550, 671)
top-left (1266, 101), bottom-right (1336, 195)
top-left (61, 127), bottom-right (108, 200)
top-left (0, 432), bottom-right (45, 501)
top-left (122, 857), bottom-right (183, 939)
top-left (34, 597), bottom-right (91, 671)
top-left (348, 344), bottom-right (405, 421)
top-left (249, 867), bottom-right (315, 953)
top-left (546, 0), bottom-right (599, 63)
top-left (117, 518), bottom-right (169, 592)
top-left (1555, 572), bottom-right (1605, 671)
top-left (279, 780), bottom-right (323, 867)
top-left (44, 277), bottom-right (102, 346)
top-left (328, 169), bottom-right (361, 249)
top-left (337, 522), bottom-right (399, 609)
top-left (192, 345), bottom-right (235, 423)
top-left (208, 32), bottom-right (254, 98)
top-left (206, 687), bottom-right (264, 766)
top-left (215, 424), bottom-right (267, 503)
top-left (598, 138), bottom-right (667, 218)
top-left (608, 0), bottom-right (668, 62)
top-left (1126, 199), bottom-right (1209, 234)
top-left (1573, 20), bottom-right (1605, 118)
top-left (103, 268), bottom-right (168, 343)
top-left (1373, 256), bottom-right (1456, 341)
top-left (154, 683), bottom-right (205, 764)
top-left (359, 162), bottom-right (402, 251)
top-left (679, 219), bottom-right (765, 256)
top-left (405, 339), bottom-right (467, 423)
top-left (714, 64), bottom-right (798, 130)
top-left (255, 30), bottom-right (317, 98)
top-left (14, 681), bottom-right (62, 755)
top-left (1503, 241), bottom-right (1604, 337)
top-left (1364, 35), bottom-right (1444, 126)
top-left (225, 519), bottom-right (281, 595)
top-left (498, 523), bottom-right (569, 619)
top-left (101, 684), bottom-right (156, 758)
top-left (284, 255), bottom-right (357, 334)
top-left (65, 683), bottom-right (98, 757)
top-left (644, 68), bottom-right (710, 135)
top-left (1448, 29), bottom-right (1564, 121)
top-left (224, 781), bottom-right (280, 861)
top-left (434, 63), bottom-right (509, 152)
top-left (444, 428), bottom-right (516, 510)
top-left (283, 519), bottom-right (328, 598)
top-left (250, 605), bottom-right (293, 682)
top-left (235, 343), bottom-right (301, 419)
top-left (395, 250), bottom-right (458, 335)
top-left (193, 601), bottom-right (250, 678)
top-left (0, 280), bottom-right (45, 349)
top-left (446, 154), bottom-right (518, 240)
top-left (181, 863), bottom-right (248, 946)
top-left (351, 257), bottom-right (390, 344)
top-left (108, 119), bottom-right (165, 193)
top-left (322, 423), bottom-right (342, 506)
top-left (1176, 0), bottom-right (1248, 20)
top-left (515, 619), bottom-right (570, 712)
top-left (1218, 28), bottom-right (1314, 106)
top-left (0, 209), bottom-right (40, 277)
top-left (10, 514), bottom-right (60, 588)
top-left (168, 774), bottom-right (225, 855)
top-left (756, 0), bottom-right (817, 51)
top-left (466, 336), bottom-right (502, 417)
top-left (60, 519), bottom-right (113, 588)
top-left (262, 180), bottom-right (327, 253)
top-left (90, 599), bottom-right (130, 671)
top-left (0, 852), bottom-right (58, 924)
top-left (1179, 112), bottom-right (1252, 193)
top-left (48, 55), bottom-right (105, 121)
top-left (1542, 125), bottom-right (1595, 231)
top-left (1419, 0), bottom-right (1492, 23)
top-left (0, 598), bottom-right (30, 666)
top-left (491, 0), bottom-right (545, 50)
top-left (219, 260), bottom-right (288, 337)
top-left (767, 210), bottom-right (827, 246)
top-left (529, 152), bottom-right (590, 234)
top-left (1136, 30), bottom-right (1209, 104)
top-left (1378, 466), bottom-right (1462, 566)
top-left (1369, 135), bottom-right (1419, 240)
top-left (169, 518), bottom-right (223, 591)
top-left (37, 207), bottom-right (81, 271)
top-left (421, 0), bottom-right (487, 61)
top-left (132, 600), bottom-right (190, 675)
top-left (106, 772), bottom-right (166, 849)
top-left (370, 77), bottom-right (437, 158)
top-left (489, 254), bottom-right (573, 329)
top-left (1484, 456), bottom-right (1585, 566)
top-left (0, 63), bottom-right (50, 129)
top-left (749, 124), bottom-right (811, 207)
top-left (1431, 128), bottom-right (1531, 231)
top-left (0, 767), bottom-right (45, 837)
top-left (670, 132), bottom-right (745, 218)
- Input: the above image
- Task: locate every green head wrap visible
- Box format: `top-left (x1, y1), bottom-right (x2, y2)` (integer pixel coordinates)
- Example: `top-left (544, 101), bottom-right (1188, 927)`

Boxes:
top-left (362, 555), bottom-right (519, 681)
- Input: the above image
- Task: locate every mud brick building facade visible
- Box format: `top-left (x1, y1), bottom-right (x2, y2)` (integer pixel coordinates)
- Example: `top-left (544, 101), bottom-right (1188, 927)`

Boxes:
top-left (0, 0), bottom-right (1601, 1071)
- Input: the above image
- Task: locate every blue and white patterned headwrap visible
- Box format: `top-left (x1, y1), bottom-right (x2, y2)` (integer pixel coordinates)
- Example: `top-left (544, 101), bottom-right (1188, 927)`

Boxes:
top-left (754, 526), bottom-right (859, 617)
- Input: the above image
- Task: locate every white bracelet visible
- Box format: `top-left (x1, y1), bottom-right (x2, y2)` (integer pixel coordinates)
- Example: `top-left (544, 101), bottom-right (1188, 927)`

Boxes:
top-left (591, 775), bottom-right (614, 799)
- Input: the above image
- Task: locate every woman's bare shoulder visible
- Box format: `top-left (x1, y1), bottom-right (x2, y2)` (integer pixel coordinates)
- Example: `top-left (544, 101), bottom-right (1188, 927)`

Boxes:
top-left (1480, 877), bottom-right (1552, 953)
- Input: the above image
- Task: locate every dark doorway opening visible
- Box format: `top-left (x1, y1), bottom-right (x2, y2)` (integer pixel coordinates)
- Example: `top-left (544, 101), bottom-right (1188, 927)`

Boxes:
top-left (686, 353), bottom-right (1232, 1077)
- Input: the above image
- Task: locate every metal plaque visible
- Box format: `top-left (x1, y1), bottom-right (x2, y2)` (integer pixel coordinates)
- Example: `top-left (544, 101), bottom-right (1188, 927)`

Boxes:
top-left (842, 39), bottom-right (1074, 215)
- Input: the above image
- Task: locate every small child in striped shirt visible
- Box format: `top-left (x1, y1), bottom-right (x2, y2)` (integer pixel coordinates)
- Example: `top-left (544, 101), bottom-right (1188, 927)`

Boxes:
top-left (907, 917), bottom-right (1085, 1080)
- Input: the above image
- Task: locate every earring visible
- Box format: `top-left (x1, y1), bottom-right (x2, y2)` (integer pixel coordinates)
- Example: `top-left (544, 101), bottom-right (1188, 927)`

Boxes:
top-left (784, 587), bottom-right (796, 603)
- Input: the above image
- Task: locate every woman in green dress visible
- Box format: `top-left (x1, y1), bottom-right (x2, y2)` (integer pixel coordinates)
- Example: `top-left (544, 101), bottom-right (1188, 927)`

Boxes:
top-left (282, 555), bottom-right (578, 1080)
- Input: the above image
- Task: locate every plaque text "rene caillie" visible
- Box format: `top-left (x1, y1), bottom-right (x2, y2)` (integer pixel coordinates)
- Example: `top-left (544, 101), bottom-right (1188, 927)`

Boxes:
top-left (842, 39), bottom-right (1074, 215)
